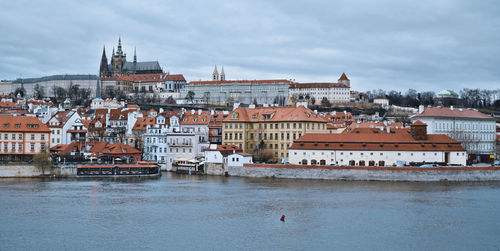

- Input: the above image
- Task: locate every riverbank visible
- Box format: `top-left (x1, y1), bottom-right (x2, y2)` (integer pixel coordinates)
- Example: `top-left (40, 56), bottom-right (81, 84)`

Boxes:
top-left (228, 164), bottom-right (500, 182)
top-left (0, 165), bottom-right (76, 178)
top-left (3, 163), bottom-right (500, 181)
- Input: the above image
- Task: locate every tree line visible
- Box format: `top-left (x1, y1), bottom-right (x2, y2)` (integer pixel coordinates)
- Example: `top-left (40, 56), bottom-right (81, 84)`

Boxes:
top-left (365, 88), bottom-right (500, 108)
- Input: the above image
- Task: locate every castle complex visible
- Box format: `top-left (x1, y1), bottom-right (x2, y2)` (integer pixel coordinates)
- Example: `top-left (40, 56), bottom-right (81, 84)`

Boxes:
top-left (99, 38), bottom-right (163, 77)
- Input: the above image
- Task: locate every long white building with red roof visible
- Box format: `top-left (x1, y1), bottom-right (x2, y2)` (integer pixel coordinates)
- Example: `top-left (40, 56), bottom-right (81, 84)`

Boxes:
top-left (180, 79), bottom-right (291, 105)
top-left (289, 121), bottom-right (467, 166)
top-left (289, 73), bottom-right (351, 105)
top-left (412, 105), bottom-right (496, 162)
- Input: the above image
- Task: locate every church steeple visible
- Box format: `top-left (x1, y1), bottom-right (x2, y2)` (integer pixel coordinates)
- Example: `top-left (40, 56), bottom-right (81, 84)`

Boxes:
top-left (133, 46), bottom-right (137, 64)
top-left (220, 66), bottom-right (225, 81)
top-left (212, 65), bottom-right (219, 81)
top-left (99, 46), bottom-right (109, 77)
top-left (116, 37), bottom-right (124, 56)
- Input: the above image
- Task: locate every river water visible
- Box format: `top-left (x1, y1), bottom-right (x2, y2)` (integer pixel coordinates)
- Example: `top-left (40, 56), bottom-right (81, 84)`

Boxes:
top-left (1, 173), bottom-right (500, 250)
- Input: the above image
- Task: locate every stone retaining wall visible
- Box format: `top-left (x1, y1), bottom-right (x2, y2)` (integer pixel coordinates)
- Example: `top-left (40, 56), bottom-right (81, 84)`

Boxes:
top-left (228, 164), bottom-right (500, 181)
top-left (0, 165), bottom-right (77, 178)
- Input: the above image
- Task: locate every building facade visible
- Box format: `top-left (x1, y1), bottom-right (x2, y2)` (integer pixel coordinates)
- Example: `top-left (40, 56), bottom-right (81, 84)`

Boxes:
top-left (288, 73), bottom-right (351, 105)
top-left (222, 105), bottom-right (329, 162)
top-left (412, 106), bottom-right (496, 162)
top-left (180, 79), bottom-right (291, 105)
top-left (0, 116), bottom-right (50, 161)
top-left (11, 75), bottom-right (98, 98)
top-left (289, 123), bottom-right (467, 166)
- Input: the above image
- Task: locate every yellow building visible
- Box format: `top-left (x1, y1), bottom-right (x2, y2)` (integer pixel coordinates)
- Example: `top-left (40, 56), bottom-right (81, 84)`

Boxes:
top-left (222, 105), bottom-right (329, 162)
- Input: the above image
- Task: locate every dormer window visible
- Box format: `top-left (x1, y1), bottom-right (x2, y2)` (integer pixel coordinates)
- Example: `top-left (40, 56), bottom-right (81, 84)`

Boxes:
top-left (231, 113), bottom-right (239, 120)
top-left (15, 124), bottom-right (20, 128)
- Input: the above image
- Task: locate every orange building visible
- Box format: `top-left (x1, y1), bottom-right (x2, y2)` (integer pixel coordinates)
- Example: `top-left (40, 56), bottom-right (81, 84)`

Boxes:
top-left (0, 116), bottom-right (50, 161)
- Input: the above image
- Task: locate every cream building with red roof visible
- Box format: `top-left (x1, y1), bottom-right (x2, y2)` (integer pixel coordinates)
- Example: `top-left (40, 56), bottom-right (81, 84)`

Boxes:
top-left (0, 116), bottom-right (50, 161)
top-left (223, 105), bottom-right (329, 162)
top-left (289, 122), bottom-right (467, 166)
top-left (412, 105), bottom-right (496, 162)
top-left (289, 73), bottom-right (351, 105)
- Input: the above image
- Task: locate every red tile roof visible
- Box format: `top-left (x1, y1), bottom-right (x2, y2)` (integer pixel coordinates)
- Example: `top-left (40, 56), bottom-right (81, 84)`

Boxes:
top-left (206, 144), bottom-right (242, 157)
top-left (290, 82), bottom-right (349, 89)
top-left (117, 73), bottom-right (185, 82)
top-left (180, 110), bottom-right (211, 125)
top-left (290, 128), bottom-right (465, 152)
top-left (338, 72), bottom-right (349, 81)
top-left (188, 79), bottom-right (292, 85)
top-left (413, 107), bottom-right (493, 119)
top-left (0, 116), bottom-right (50, 133)
top-left (224, 106), bottom-right (329, 123)
top-left (133, 117), bottom-right (157, 130)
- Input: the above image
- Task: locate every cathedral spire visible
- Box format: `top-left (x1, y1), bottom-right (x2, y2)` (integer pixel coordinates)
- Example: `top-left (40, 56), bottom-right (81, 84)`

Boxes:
top-left (212, 65), bottom-right (219, 81)
top-left (116, 37), bottom-right (123, 56)
top-left (99, 46), bottom-right (109, 77)
top-left (133, 46), bottom-right (137, 64)
top-left (220, 66), bottom-right (225, 81)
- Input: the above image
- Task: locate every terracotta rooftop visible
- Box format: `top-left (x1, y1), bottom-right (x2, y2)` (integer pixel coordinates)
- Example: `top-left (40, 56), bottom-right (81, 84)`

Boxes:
top-left (290, 82), bottom-right (349, 89)
top-left (290, 129), bottom-right (465, 152)
top-left (0, 116), bottom-right (50, 133)
top-left (224, 106), bottom-right (329, 123)
top-left (188, 79), bottom-right (292, 85)
top-left (413, 107), bottom-right (493, 119)
top-left (338, 72), bottom-right (349, 81)
top-left (117, 73), bottom-right (186, 82)
top-left (180, 110), bottom-right (211, 125)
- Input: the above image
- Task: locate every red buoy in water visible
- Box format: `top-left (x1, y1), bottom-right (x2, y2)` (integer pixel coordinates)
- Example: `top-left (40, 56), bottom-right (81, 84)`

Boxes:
top-left (280, 215), bottom-right (286, 222)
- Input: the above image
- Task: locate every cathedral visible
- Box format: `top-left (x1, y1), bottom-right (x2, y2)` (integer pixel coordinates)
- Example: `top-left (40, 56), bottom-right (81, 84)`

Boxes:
top-left (99, 38), bottom-right (163, 77)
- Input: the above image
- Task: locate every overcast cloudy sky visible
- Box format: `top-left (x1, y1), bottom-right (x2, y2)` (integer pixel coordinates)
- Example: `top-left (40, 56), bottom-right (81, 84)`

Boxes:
top-left (1, 0), bottom-right (499, 92)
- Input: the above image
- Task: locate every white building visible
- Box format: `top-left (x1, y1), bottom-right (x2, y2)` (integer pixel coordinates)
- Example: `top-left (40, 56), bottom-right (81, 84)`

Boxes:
top-left (143, 126), bottom-right (204, 171)
top-left (11, 74), bottom-right (98, 98)
top-left (288, 73), bottom-right (351, 105)
top-left (46, 110), bottom-right (82, 147)
top-left (180, 79), bottom-right (291, 105)
top-left (412, 105), bottom-right (496, 162)
top-left (205, 144), bottom-right (253, 175)
top-left (288, 123), bottom-right (467, 166)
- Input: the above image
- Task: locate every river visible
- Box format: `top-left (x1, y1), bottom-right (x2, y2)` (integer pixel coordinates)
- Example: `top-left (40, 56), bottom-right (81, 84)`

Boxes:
top-left (1, 173), bottom-right (500, 250)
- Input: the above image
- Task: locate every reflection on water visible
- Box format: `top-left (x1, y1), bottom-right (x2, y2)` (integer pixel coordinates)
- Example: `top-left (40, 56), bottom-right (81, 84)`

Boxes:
top-left (1, 174), bottom-right (500, 251)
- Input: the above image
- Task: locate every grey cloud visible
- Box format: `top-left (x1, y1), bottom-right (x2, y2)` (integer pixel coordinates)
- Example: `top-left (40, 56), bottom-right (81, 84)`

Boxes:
top-left (0, 0), bottom-right (499, 92)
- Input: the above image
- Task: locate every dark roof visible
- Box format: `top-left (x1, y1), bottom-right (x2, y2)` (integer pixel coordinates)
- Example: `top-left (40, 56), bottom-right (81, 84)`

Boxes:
top-left (121, 61), bottom-right (162, 71)
top-left (12, 74), bottom-right (98, 83)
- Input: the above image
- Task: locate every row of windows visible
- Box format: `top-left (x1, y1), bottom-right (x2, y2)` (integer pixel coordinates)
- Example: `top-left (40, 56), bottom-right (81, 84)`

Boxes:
top-left (0, 143), bottom-right (44, 152)
top-left (294, 151), bottom-right (466, 156)
top-left (1, 133), bottom-right (45, 140)
top-left (224, 122), bottom-right (325, 130)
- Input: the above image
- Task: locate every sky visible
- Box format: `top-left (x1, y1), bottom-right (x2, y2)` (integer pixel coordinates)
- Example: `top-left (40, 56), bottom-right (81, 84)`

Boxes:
top-left (1, 0), bottom-right (499, 92)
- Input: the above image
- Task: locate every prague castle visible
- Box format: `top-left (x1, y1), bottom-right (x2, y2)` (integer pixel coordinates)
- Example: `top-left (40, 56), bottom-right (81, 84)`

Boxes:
top-left (99, 37), bottom-right (163, 77)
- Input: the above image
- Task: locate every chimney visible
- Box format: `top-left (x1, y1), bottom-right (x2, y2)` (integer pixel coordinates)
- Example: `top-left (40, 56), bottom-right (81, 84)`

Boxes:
top-left (386, 126), bottom-right (390, 134)
top-left (191, 109), bottom-right (195, 115)
top-left (450, 105), bottom-right (454, 111)
top-left (418, 105), bottom-right (424, 114)
top-left (197, 109), bottom-right (202, 115)
top-left (159, 108), bottom-right (164, 113)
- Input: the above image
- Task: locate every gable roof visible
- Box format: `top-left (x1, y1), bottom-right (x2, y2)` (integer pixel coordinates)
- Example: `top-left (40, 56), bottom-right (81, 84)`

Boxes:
top-left (413, 107), bottom-right (493, 119)
top-left (0, 116), bottom-right (50, 133)
top-left (290, 128), bottom-right (465, 152)
top-left (224, 106), bottom-right (329, 123)
top-left (188, 79), bottom-right (292, 85)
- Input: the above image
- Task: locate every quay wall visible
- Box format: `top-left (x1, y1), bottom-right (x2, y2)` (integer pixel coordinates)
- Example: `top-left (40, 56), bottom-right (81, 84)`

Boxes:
top-left (0, 165), bottom-right (77, 178)
top-left (228, 164), bottom-right (500, 181)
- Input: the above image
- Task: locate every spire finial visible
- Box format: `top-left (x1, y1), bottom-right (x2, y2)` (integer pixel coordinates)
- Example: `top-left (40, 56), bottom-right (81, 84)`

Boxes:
top-left (133, 46), bottom-right (137, 63)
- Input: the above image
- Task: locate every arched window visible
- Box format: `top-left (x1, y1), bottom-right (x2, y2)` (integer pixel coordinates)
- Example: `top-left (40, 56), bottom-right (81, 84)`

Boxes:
top-left (302, 159), bottom-right (308, 165)
top-left (359, 160), bottom-right (365, 166)
top-left (320, 159), bottom-right (326, 165)
top-left (311, 159), bottom-right (317, 165)
top-left (349, 160), bottom-right (355, 166)
top-left (369, 160), bottom-right (375, 166)
top-left (378, 161), bottom-right (385, 166)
